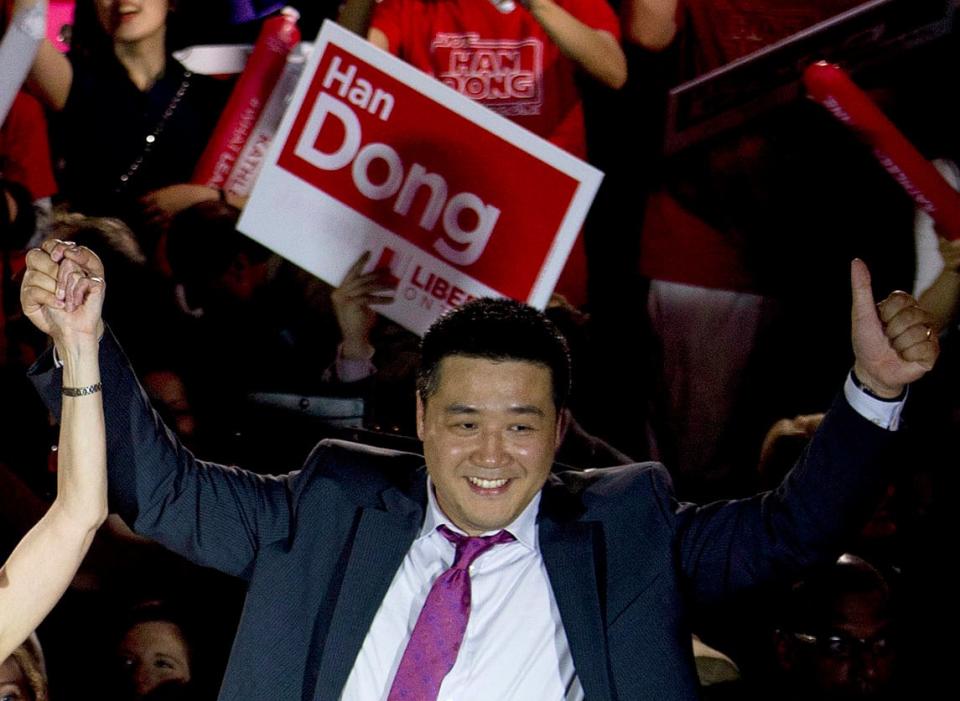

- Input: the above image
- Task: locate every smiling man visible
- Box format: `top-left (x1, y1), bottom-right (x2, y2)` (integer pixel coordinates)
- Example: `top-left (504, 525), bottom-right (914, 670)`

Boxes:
top-left (418, 355), bottom-right (558, 532)
top-left (22, 241), bottom-right (939, 701)
top-left (414, 301), bottom-right (571, 536)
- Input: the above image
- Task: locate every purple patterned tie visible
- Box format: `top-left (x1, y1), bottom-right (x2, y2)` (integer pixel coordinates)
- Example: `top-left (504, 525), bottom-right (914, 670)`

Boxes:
top-left (387, 525), bottom-right (515, 700)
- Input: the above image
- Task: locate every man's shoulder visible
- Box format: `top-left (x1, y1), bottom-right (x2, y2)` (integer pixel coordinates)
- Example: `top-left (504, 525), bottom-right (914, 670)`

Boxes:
top-left (540, 463), bottom-right (683, 561)
top-left (296, 438), bottom-right (427, 502)
top-left (553, 460), bottom-right (673, 490)
top-left (545, 461), bottom-right (677, 518)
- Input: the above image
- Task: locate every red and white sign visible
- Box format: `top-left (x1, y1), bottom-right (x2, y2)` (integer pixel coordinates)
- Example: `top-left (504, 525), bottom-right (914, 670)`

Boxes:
top-left (238, 21), bottom-right (602, 335)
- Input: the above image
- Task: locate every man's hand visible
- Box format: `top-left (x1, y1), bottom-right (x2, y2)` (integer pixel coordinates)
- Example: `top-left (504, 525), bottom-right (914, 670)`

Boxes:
top-left (851, 258), bottom-right (938, 398)
top-left (21, 240), bottom-right (106, 343)
top-left (331, 251), bottom-right (396, 360)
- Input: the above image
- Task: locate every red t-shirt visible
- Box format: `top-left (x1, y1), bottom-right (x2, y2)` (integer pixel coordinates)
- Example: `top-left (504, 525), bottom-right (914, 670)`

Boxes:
top-left (370, 0), bottom-right (620, 159)
top-left (0, 92), bottom-right (57, 201)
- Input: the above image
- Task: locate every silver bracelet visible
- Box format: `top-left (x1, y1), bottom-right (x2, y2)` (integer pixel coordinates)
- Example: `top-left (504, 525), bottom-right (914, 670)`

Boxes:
top-left (62, 382), bottom-right (102, 397)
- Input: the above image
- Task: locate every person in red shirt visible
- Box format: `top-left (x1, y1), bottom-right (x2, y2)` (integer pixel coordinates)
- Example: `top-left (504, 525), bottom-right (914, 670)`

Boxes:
top-left (0, 91), bottom-right (57, 208)
top-left (368, 0), bottom-right (625, 159)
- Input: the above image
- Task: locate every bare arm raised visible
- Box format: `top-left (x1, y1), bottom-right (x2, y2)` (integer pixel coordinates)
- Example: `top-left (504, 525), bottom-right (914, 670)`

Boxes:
top-left (7, 0), bottom-right (74, 111)
top-left (1, 240), bottom-right (107, 660)
top-left (620, 0), bottom-right (678, 51)
top-left (522, 0), bottom-right (627, 89)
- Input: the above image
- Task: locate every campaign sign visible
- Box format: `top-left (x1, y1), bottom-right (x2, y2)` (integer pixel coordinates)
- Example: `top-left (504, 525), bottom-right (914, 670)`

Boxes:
top-left (239, 20), bottom-right (602, 335)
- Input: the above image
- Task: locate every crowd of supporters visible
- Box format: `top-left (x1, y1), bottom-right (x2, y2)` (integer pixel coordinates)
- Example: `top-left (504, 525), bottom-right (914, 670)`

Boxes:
top-left (1, 0), bottom-right (957, 698)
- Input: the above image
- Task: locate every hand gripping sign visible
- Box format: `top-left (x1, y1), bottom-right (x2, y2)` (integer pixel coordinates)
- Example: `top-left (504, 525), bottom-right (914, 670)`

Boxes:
top-left (804, 61), bottom-right (960, 240)
top-left (239, 21), bottom-right (603, 336)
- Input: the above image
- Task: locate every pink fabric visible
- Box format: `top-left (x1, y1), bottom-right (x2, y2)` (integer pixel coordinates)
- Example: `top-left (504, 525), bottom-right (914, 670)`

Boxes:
top-left (387, 526), bottom-right (514, 700)
top-left (47, 1), bottom-right (75, 53)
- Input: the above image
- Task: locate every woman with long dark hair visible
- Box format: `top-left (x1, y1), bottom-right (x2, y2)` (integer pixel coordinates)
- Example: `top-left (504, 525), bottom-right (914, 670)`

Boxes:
top-left (20, 0), bottom-right (231, 241)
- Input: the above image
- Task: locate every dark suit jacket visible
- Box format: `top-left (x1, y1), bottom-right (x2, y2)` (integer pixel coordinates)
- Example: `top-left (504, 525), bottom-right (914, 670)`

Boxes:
top-left (31, 331), bottom-right (896, 700)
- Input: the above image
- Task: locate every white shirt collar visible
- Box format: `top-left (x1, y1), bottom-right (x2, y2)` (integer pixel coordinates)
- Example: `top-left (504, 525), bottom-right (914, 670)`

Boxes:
top-left (419, 475), bottom-right (541, 551)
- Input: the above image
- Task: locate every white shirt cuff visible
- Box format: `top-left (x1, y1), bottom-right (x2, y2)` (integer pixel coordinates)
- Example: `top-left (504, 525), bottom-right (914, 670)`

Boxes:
top-left (327, 343), bottom-right (376, 383)
top-left (843, 372), bottom-right (906, 431)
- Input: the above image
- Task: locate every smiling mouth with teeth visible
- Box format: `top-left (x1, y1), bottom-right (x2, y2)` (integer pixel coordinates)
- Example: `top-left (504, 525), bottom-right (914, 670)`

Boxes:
top-left (467, 477), bottom-right (509, 490)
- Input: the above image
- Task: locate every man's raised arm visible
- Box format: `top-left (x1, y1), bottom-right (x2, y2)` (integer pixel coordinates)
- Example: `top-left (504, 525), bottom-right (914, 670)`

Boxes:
top-left (20, 239), bottom-right (295, 580)
top-left (673, 259), bottom-right (939, 604)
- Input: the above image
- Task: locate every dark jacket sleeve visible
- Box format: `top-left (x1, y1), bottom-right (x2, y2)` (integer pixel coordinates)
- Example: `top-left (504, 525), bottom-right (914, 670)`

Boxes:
top-left (28, 329), bottom-right (296, 580)
top-left (670, 391), bottom-right (897, 605)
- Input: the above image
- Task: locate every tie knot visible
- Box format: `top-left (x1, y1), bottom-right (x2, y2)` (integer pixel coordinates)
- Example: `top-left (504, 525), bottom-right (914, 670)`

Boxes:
top-left (438, 525), bottom-right (515, 570)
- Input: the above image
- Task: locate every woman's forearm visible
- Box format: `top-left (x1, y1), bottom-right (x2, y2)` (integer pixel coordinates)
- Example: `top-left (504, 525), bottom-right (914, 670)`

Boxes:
top-left (0, 334), bottom-right (106, 660)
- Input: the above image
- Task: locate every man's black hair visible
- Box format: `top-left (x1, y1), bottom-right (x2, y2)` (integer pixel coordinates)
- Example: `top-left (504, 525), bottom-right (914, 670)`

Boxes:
top-left (779, 554), bottom-right (894, 634)
top-left (417, 298), bottom-right (571, 410)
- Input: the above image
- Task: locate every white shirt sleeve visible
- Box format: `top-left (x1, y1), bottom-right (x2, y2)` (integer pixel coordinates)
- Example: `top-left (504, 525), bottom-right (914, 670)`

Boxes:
top-left (320, 343), bottom-right (377, 384)
top-left (0, 1), bottom-right (46, 125)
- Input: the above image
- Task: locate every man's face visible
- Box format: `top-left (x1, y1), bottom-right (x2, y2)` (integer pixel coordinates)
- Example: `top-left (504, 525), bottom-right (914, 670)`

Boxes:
top-left (0, 656), bottom-right (30, 701)
top-left (811, 592), bottom-right (896, 700)
top-left (417, 356), bottom-right (561, 535)
top-left (117, 620), bottom-right (191, 695)
top-left (785, 590), bottom-right (897, 700)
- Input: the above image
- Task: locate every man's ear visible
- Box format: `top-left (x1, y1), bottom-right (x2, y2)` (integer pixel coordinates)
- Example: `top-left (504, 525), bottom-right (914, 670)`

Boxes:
top-left (555, 407), bottom-right (571, 446)
top-left (416, 392), bottom-right (426, 441)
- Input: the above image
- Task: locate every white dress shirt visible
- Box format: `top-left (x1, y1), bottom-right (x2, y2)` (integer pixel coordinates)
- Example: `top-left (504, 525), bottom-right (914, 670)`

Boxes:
top-left (340, 479), bottom-right (583, 701)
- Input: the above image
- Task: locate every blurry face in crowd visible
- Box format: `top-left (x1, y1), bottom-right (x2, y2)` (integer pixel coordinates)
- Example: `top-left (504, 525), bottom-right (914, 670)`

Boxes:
top-left (117, 621), bottom-right (191, 697)
top-left (0, 657), bottom-right (29, 701)
top-left (417, 356), bottom-right (561, 536)
top-left (94, 0), bottom-right (169, 43)
top-left (812, 591), bottom-right (896, 699)
top-left (142, 370), bottom-right (197, 441)
top-left (790, 590), bottom-right (897, 700)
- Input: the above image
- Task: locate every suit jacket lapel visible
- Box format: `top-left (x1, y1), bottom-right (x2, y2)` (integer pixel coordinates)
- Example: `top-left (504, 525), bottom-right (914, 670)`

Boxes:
top-left (313, 477), bottom-right (426, 701)
top-left (539, 479), bottom-right (614, 701)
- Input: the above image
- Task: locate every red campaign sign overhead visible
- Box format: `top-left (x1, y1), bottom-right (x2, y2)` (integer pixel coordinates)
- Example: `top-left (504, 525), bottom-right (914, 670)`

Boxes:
top-left (276, 44), bottom-right (579, 300)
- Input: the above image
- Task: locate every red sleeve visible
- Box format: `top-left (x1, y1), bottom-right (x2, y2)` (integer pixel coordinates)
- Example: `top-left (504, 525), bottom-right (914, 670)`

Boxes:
top-left (557, 0), bottom-right (622, 40)
top-left (0, 93), bottom-right (58, 200)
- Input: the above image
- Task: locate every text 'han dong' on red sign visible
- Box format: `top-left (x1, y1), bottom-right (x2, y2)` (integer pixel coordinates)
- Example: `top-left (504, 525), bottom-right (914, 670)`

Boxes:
top-left (239, 20), bottom-right (603, 335)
